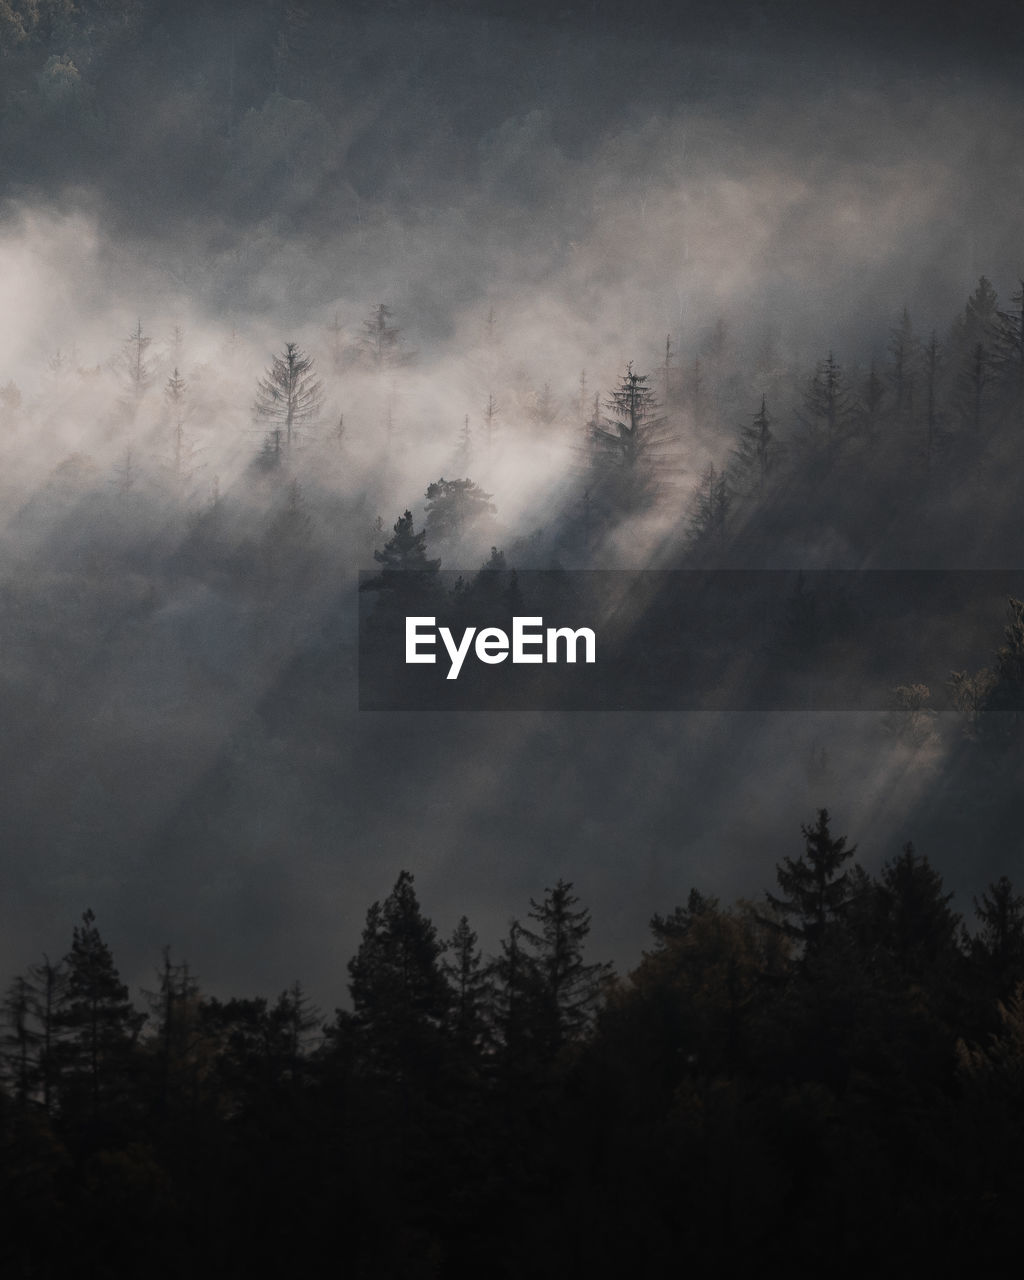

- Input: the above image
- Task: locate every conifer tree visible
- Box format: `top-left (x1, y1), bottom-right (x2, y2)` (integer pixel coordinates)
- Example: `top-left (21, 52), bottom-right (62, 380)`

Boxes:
top-left (888, 306), bottom-right (920, 421)
top-left (0, 955), bottom-right (67, 1109)
top-left (253, 341), bottom-right (323, 454)
top-left (424, 477), bottom-right (496, 545)
top-left (766, 810), bottom-right (858, 957)
top-left (357, 303), bottom-right (413, 373)
top-left (163, 366), bottom-right (200, 487)
top-left (973, 877), bottom-right (1024, 992)
top-left (361, 509), bottom-right (441, 600)
top-left (922, 330), bottom-right (946, 472)
top-left (800, 351), bottom-right (853, 459)
top-left (142, 948), bottom-right (201, 1118)
top-left (995, 279), bottom-right (1024, 428)
top-left (55, 910), bottom-right (144, 1121)
top-left (877, 843), bottom-right (961, 979)
top-left (119, 318), bottom-right (153, 409)
top-left (443, 916), bottom-right (491, 1058)
top-left (1, 975), bottom-right (37, 1103)
top-left (488, 919), bottom-right (542, 1066)
top-left (590, 362), bottom-right (675, 512)
top-left (518, 880), bottom-right (613, 1054)
top-left (688, 462), bottom-right (731, 546)
top-left (378, 512), bottom-right (432, 571)
top-left (957, 341), bottom-right (993, 435)
top-left (952, 275), bottom-right (999, 354)
top-left (347, 871), bottom-right (450, 1082)
top-left (731, 394), bottom-right (775, 496)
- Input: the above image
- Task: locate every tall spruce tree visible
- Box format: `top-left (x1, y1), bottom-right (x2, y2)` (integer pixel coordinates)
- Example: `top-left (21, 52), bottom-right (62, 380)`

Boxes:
top-left (766, 810), bottom-right (859, 957)
top-left (590, 363), bottom-right (675, 512)
top-left (361, 509), bottom-right (440, 600)
top-left (55, 910), bottom-right (144, 1123)
top-left (877, 843), bottom-right (961, 980)
top-left (518, 880), bottom-right (613, 1055)
top-left (973, 877), bottom-right (1024, 993)
top-left (800, 351), bottom-right (853, 459)
top-left (443, 916), bottom-right (491, 1060)
top-left (253, 341), bottom-right (323, 455)
top-left (424, 477), bottom-right (496, 546)
top-left (731, 394), bottom-right (775, 496)
top-left (347, 871), bottom-right (451, 1083)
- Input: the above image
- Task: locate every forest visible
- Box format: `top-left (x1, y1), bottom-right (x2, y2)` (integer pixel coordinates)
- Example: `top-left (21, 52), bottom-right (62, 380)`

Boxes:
top-left (3, 0), bottom-right (1024, 1273)
top-left (4, 836), bottom-right (1024, 1275)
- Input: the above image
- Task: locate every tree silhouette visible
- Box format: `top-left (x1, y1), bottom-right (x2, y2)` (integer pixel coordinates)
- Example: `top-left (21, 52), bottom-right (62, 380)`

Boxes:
top-left (731, 394), bottom-right (775, 496)
top-left (253, 341), bottom-right (323, 456)
top-left (424, 477), bottom-right (496, 546)
top-left (877, 843), bottom-right (961, 980)
top-left (119, 318), bottom-right (153, 411)
top-left (55, 910), bottom-right (144, 1127)
top-left (443, 916), bottom-right (491, 1059)
top-left (688, 461), bottom-right (731, 547)
top-left (590, 362), bottom-right (675, 512)
top-left (800, 350), bottom-right (853, 460)
top-left (973, 877), bottom-right (1024, 994)
top-left (766, 809), bottom-right (859, 957)
top-left (519, 880), bottom-right (613, 1055)
top-left (357, 303), bottom-right (413, 373)
top-left (347, 871), bottom-right (450, 1084)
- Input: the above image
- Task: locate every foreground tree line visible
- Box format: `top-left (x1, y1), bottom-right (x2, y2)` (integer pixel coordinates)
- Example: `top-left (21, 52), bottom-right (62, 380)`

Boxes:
top-left (3, 815), bottom-right (1024, 1275)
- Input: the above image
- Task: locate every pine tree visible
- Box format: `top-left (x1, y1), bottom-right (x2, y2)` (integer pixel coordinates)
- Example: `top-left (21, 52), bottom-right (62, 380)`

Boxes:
top-left (357, 303), bottom-right (413, 373)
top-left (253, 341), bottom-right (323, 454)
top-left (424, 477), bottom-right (496, 546)
top-left (119, 318), bottom-right (153, 410)
top-left (957, 341), bottom-right (993, 435)
top-left (265, 981), bottom-right (321, 1091)
top-left (142, 948), bottom-right (201, 1119)
top-left (888, 306), bottom-right (920, 421)
top-left (649, 888), bottom-right (722, 945)
top-left (488, 919), bottom-right (542, 1066)
top-left (952, 275), bottom-right (999, 355)
top-left (443, 916), bottom-right (491, 1058)
top-left (731, 394), bottom-right (775, 496)
top-left (949, 279), bottom-right (998, 442)
top-left (361, 509), bottom-right (440, 597)
top-left (973, 877), bottom-right (1024, 992)
top-left (590, 362), bottom-right (675, 512)
top-left (860, 360), bottom-right (885, 440)
top-left (55, 910), bottom-right (145, 1122)
top-left (801, 351), bottom-right (853, 459)
top-left (688, 461), bottom-right (731, 546)
top-left (347, 871), bottom-right (451, 1082)
top-left (995, 279), bottom-right (1024, 428)
top-left (482, 393), bottom-right (499, 453)
top-left (163, 367), bottom-right (200, 487)
top-left (877, 843), bottom-right (961, 979)
top-left (766, 810), bottom-right (859, 957)
top-left (454, 414), bottom-right (472, 473)
top-left (1, 957), bottom-right (68, 1108)
top-left (1, 976), bottom-right (37, 1104)
top-left (922, 330), bottom-right (947, 473)
top-left (518, 880), bottom-right (613, 1055)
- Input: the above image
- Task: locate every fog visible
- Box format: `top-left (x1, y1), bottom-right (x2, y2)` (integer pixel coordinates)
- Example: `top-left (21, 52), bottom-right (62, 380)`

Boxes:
top-left (1, 0), bottom-right (1023, 1007)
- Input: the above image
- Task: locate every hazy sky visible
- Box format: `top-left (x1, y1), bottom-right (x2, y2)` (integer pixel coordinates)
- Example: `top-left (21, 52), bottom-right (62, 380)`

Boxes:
top-left (2, 0), bottom-right (1023, 1008)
